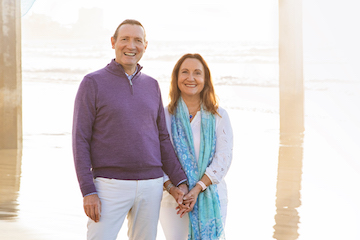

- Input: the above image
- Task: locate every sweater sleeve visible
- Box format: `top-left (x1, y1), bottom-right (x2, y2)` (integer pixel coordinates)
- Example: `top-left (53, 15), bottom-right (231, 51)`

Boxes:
top-left (72, 76), bottom-right (98, 197)
top-left (205, 107), bottom-right (233, 184)
top-left (156, 87), bottom-right (187, 186)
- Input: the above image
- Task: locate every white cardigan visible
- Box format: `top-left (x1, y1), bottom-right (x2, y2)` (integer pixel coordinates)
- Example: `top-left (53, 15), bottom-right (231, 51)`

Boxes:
top-left (163, 106), bottom-right (233, 202)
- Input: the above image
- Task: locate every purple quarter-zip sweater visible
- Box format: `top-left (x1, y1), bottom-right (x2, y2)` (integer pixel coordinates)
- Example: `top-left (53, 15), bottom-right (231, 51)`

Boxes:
top-left (72, 59), bottom-right (186, 196)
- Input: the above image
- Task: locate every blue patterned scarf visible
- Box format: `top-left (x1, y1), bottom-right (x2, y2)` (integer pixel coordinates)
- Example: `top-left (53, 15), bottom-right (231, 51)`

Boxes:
top-left (171, 97), bottom-right (225, 240)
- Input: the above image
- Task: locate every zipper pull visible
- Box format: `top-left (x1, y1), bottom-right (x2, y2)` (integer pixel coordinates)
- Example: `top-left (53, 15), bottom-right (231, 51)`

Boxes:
top-left (129, 79), bottom-right (134, 95)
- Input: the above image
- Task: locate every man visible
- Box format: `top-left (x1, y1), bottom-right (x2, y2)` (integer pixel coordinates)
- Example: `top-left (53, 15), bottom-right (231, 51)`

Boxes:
top-left (72, 19), bottom-right (188, 240)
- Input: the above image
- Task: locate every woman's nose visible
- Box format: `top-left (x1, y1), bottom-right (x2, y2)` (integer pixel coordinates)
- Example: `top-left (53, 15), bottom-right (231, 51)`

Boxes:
top-left (188, 73), bottom-right (195, 81)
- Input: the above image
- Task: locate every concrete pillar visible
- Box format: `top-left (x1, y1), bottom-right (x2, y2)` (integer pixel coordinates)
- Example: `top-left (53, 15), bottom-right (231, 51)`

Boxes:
top-left (273, 1), bottom-right (304, 238)
top-left (0, 0), bottom-right (22, 149)
top-left (278, 0), bottom-right (304, 135)
top-left (0, 149), bottom-right (22, 219)
top-left (273, 135), bottom-right (303, 240)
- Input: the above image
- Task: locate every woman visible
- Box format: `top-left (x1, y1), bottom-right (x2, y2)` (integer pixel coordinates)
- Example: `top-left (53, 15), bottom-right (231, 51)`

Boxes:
top-left (160, 53), bottom-right (233, 240)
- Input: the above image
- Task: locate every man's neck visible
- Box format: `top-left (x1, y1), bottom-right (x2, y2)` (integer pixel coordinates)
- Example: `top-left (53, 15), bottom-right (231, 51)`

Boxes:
top-left (114, 60), bottom-right (137, 75)
top-left (123, 66), bottom-right (137, 76)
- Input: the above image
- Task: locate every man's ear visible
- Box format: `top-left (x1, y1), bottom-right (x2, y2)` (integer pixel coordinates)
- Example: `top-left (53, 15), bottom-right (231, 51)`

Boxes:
top-left (111, 37), bottom-right (115, 49)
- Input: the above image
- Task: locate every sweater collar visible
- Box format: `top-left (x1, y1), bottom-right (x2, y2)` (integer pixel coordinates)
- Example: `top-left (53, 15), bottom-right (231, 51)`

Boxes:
top-left (107, 59), bottom-right (143, 77)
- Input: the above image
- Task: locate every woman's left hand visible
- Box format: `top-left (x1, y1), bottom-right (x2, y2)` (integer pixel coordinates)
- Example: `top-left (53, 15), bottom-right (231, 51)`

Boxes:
top-left (177, 184), bottom-right (202, 216)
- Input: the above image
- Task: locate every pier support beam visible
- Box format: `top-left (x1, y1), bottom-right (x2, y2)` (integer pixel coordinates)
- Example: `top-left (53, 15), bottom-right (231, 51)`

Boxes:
top-left (0, 149), bottom-right (22, 219)
top-left (273, 1), bottom-right (304, 239)
top-left (0, 0), bottom-right (22, 149)
top-left (278, 0), bottom-right (304, 135)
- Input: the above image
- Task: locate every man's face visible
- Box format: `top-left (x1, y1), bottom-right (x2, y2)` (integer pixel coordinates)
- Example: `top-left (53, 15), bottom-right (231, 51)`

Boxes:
top-left (111, 24), bottom-right (148, 74)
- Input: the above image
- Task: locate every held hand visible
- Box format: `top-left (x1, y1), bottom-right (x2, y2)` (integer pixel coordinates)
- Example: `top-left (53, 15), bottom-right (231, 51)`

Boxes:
top-left (174, 183), bottom-right (190, 217)
top-left (166, 182), bottom-right (191, 217)
top-left (83, 194), bottom-right (101, 222)
top-left (183, 185), bottom-right (202, 212)
top-left (169, 186), bottom-right (186, 205)
top-left (176, 202), bottom-right (191, 218)
top-left (177, 183), bottom-right (189, 196)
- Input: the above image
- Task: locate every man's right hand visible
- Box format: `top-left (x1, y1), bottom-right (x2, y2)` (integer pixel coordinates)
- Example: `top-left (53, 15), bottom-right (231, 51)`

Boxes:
top-left (170, 184), bottom-right (191, 218)
top-left (83, 194), bottom-right (101, 222)
top-left (169, 186), bottom-right (185, 205)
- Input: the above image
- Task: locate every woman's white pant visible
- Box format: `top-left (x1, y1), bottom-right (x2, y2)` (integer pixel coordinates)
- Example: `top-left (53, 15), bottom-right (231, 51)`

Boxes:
top-left (87, 177), bottom-right (163, 240)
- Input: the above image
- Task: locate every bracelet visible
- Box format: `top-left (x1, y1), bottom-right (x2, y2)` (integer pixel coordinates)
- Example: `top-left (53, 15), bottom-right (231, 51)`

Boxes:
top-left (196, 181), bottom-right (207, 191)
top-left (165, 183), bottom-right (175, 193)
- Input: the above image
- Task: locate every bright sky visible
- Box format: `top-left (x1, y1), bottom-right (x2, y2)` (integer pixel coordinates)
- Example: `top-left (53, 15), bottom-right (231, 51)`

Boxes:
top-left (23, 0), bottom-right (279, 42)
top-left (23, 0), bottom-right (360, 66)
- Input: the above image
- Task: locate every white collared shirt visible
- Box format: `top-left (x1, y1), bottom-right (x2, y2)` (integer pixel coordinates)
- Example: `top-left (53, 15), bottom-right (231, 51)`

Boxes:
top-left (125, 65), bottom-right (138, 82)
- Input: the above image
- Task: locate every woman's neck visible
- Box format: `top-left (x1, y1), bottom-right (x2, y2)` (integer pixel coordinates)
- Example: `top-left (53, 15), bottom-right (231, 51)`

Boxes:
top-left (181, 95), bottom-right (201, 113)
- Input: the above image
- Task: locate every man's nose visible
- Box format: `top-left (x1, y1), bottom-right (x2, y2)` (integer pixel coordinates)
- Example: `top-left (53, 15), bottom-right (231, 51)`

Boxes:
top-left (127, 39), bottom-right (136, 49)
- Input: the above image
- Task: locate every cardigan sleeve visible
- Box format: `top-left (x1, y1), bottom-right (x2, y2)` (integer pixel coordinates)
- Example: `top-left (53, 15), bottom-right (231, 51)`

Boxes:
top-left (205, 107), bottom-right (233, 185)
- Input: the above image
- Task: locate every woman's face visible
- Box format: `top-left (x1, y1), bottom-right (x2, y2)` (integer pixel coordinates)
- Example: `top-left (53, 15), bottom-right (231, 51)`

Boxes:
top-left (177, 58), bottom-right (205, 99)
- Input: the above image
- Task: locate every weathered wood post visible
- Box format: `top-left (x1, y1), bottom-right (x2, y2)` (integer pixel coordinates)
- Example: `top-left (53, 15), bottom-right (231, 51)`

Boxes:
top-left (0, 0), bottom-right (22, 150)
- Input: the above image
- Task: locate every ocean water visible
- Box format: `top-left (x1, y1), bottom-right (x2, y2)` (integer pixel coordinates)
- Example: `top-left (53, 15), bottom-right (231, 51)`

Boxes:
top-left (1, 38), bottom-right (360, 239)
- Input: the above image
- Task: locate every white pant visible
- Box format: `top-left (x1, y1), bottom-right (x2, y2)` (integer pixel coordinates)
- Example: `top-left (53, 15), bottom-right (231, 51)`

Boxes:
top-left (159, 191), bottom-right (227, 240)
top-left (87, 177), bottom-right (163, 240)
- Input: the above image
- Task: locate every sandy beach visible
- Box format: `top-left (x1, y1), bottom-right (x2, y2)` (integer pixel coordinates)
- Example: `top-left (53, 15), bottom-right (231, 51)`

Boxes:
top-left (1, 34), bottom-right (360, 240)
top-left (2, 77), bottom-right (360, 239)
